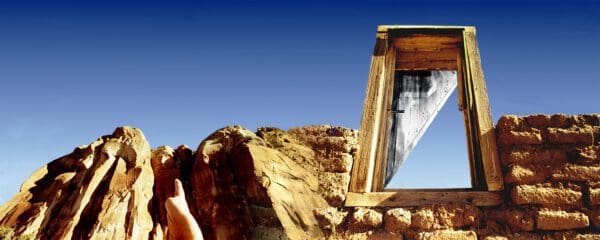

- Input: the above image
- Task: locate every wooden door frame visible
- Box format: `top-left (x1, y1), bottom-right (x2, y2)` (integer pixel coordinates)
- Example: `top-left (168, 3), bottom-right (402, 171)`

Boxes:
top-left (346, 25), bottom-right (503, 207)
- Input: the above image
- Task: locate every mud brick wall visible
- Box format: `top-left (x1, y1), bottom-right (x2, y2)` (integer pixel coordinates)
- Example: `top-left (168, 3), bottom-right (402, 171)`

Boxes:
top-left (492, 114), bottom-right (600, 238)
top-left (279, 114), bottom-right (599, 240)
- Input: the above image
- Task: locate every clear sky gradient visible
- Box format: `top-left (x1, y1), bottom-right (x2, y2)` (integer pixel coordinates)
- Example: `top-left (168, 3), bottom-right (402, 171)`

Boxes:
top-left (1, 0), bottom-right (598, 202)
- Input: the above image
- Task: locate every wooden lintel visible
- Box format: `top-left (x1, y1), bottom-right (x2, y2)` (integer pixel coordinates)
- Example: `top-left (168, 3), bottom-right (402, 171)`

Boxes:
top-left (345, 191), bottom-right (503, 207)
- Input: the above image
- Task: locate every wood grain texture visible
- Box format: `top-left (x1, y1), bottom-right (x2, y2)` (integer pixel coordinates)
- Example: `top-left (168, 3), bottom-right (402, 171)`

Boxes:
top-left (371, 43), bottom-right (396, 192)
top-left (463, 29), bottom-right (503, 191)
top-left (345, 191), bottom-right (503, 207)
top-left (348, 31), bottom-right (390, 193)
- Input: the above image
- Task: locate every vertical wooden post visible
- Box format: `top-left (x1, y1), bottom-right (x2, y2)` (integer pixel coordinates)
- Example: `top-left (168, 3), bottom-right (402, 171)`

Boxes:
top-left (349, 29), bottom-right (394, 193)
top-left (463, 28), bottom-right (503, 191)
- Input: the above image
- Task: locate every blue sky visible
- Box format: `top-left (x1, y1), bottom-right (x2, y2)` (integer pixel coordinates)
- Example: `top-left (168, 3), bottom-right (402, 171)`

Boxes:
top-left (0, 0), bottom-right (598, 201)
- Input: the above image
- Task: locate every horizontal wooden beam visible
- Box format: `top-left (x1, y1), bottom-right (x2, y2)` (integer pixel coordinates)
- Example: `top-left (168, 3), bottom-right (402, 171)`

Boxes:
top-left (378, 25), bottom-right (471, 32)
top-left (345, 191), bottom-right (503, 207)
top-left (396, 59), bottom-right (457, 71)
top-left (394, 35), bottom-right (461, 50)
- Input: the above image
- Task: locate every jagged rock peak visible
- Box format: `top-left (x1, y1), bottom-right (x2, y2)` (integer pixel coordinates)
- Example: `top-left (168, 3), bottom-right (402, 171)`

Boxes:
top-left (0, 126), bottom-right (155, 240)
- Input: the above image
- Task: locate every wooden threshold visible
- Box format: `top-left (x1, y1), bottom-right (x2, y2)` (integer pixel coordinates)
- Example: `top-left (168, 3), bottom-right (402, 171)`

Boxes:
top-left (345, 190), bottom-right (503, 207)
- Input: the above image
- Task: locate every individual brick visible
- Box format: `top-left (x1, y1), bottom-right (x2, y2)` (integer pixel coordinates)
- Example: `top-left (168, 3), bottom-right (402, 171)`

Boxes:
top-left (576, 114), bottom-right (600, 126)
top-left (535, 210), bottom-right (589, 230)
top-left (590, 187), bottom-right (600, 206)
top-left (384, 208), bottom-right (411, 232)
top-left (498, 129), bottom-right (543, 146)
top-left (348, 207), bottom-right (383, 232)
top-left (504, 164), bottom-right (548, 184)
top-left (411, 208), bottom-right (436, 230)
top-left (434, 204), bottom-right (479, 228)
top-left (511, 185), bottom-right (582, 206)
top-left (487, 209), bottom-right (534, 231)
top-left (524, 114), bottom-right (550, 128)
top-left (546, 127), bottom-right (594, 144)
top-left (568, 145), bottom-right (599, 165)
top-left (313, 207), bottom-right (348, 230)
top-left (549, 114), bottom-right (574, 128)
top-left (497, 115), bottom-right (523, 131)
top-left (414, 230), bottom-right (477, 240)
top-left (501, 148), bottom-right (566, 166)
top-left (551, 164), bottom-right (600, 182)
top-left (574, 234), bottom-right (600, 240)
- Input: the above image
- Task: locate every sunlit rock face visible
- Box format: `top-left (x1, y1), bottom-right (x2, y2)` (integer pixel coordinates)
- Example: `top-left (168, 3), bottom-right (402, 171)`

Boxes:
top-left (0, 126), bottom-right (155, 240)
top-left (0, 125), bottom-right (345, 240)
top-left (1, 115), bottom-right (598, 240)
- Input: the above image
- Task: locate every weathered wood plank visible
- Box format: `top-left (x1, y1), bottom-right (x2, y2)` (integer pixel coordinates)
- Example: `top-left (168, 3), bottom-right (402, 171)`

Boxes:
top-left (378, 25), bottom-right (472, 32)
top-left (396, 48), bottom-right (458, 63)
top-left (371, 43), bottom-right (396, 192)
top-left (345, 191), bottom-right (503, 207)
top-left (348, 31), bottom-right (391, 193)
top-left (396, 59), bottom-right (456, 71)
top-left (463, 29), bottom-right (503, 191)
top-left (393, 34), bottom-right (461, 50)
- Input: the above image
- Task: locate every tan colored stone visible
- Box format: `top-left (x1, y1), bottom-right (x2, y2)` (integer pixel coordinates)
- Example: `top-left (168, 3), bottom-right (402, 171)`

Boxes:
top-left (192, 126), bottom-right (328, 240)
top-left (435, 204), bottom-right (479, 228)
top-left (501, 147), bottom-right (566, 165)
top-left (546, 127), bottom-right (594, 144)
top-left (574, 234), bottom-right (600, 240)
top-left (257, 127), bottom-right (320, 174)
top-left (511, 185), bottom-right (582, 206)
top-left (497, 115), bottom-right (523, 131)
top-left (569, 145), bottom-right (599, 165)
top-left (384, 208), bottom-right (411, 232)
top-left (414, 230), bottom-right (477, 240)
top-left (320, 153), bottom-right (354, 173)
top-left (524, 114), bottom-right (551, 128)
top-left (313, 207), bottom-right (348, 230)
top-left (551, 164), bottom-right (600, 182)
top-left (0, 126), bottom-right (154, 240)
top-left (505, 164), bottom-right (548, 184)
top-left (549, 114), bottom-right (574, 128)
top-left (319, 172), bottom-right (350, 207)
top-left (348, 208), bottom-right (383, 232)
top-left (498, 129), bottom-right (543, 146)
top-left (412, 208), bottom-right (436, 230)
top-left (536, 210), bottom-right (589, 230)
top-left (487, 209), bottom-right (534, 231)
top-left (288, 125), bottom-right (358, 156)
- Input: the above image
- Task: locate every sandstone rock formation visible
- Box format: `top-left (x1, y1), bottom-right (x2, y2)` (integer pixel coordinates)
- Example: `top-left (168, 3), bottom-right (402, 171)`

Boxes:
top-left (0, 127), bottom-right (154, 240)
top-left (0, 114), bottom-right (599, 240)
top-left (0, 125), bottom-right (335, 240)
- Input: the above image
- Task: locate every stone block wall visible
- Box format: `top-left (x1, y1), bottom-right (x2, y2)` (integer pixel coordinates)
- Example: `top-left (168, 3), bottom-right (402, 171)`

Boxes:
top-left (273, 114), bottom-right (599, 239)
